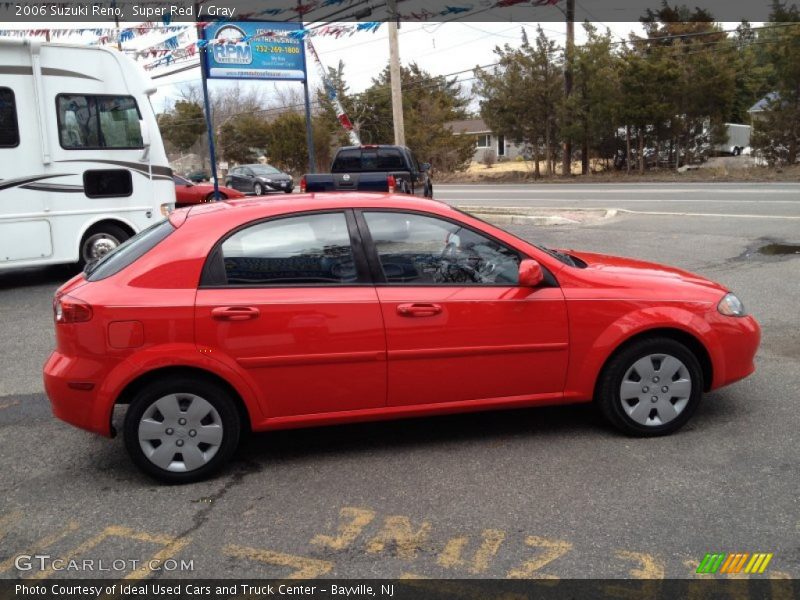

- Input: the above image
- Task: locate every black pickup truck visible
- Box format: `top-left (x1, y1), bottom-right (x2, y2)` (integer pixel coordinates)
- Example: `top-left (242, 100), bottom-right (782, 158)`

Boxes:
top-left (301, 145), bottom-right (433, 197)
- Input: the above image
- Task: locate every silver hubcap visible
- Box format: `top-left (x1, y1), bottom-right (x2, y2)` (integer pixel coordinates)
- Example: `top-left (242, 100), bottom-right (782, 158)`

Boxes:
top-left (619, 353), bottom-right (692, 427)
top-left (138, 394), bottom-right (223, 472)
top-left (83, 233), bottom-right (120, 262)
top-left (255, 184), bottom-right (262, 195)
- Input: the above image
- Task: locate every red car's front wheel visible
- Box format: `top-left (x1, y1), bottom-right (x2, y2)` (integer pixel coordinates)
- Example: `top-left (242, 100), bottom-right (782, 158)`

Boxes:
top-left (597, 337), bottom-right (703, 436)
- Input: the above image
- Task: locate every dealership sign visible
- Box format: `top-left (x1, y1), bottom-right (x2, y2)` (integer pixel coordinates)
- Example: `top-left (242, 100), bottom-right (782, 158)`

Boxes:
top-left (201, 21), bottom-right (306, 81)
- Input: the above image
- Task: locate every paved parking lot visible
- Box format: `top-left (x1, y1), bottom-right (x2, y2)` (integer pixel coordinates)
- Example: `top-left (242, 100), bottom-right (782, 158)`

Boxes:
top-left (0, 188), bottom-right (798, 582)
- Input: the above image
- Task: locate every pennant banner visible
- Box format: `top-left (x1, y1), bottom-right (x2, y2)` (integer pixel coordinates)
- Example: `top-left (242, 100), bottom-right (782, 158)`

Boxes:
top-left (306, 38), bottom-right (360, 145)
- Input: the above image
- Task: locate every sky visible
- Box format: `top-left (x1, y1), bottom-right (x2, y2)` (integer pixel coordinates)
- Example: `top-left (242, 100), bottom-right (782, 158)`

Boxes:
top-left (151, 21), bottom-right (642, 111)
top-left (3, 19), bottom-right (746, 114)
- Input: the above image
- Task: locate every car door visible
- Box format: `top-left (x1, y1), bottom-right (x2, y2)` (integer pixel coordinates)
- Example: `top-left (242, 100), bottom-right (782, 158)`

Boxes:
top-left (357, 210), bottom-right (569, 407)
top-left (195, 210), bottom-right (386, 418)
top-left (242, 168), bottom-right (256, 192)
top-left (225, 168), bottom-right (239, 190)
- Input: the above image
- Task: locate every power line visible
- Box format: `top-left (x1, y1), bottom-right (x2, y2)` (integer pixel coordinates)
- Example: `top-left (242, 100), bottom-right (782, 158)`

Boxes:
top-left (157, 60), bottom-right (497, 128)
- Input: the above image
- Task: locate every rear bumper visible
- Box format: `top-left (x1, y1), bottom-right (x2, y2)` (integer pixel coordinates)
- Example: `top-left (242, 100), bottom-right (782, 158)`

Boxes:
top-left (43, 351), bottom-right (114, 437)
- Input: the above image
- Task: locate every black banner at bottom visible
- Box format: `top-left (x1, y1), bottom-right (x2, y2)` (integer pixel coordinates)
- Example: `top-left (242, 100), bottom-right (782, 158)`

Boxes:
top-left (2, 579), bottom-right (797, 600)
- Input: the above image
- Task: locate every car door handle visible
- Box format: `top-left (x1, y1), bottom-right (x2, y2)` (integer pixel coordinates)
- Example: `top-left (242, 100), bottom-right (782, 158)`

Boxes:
top-left (397, 303), bottom-right (442, 317)
top-left (211, 306), bottom-right (260, 321)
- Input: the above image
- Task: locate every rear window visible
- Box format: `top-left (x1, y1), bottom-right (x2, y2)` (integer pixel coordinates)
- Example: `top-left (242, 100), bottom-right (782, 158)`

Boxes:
top-left (377, 148), bottom-right (404, 170)
top-left (331, 149), bottom-right (360, 172)
top-left (86, 220), bottom-right (174, 281)
top-left (331, 148), bottom-right (402, 173)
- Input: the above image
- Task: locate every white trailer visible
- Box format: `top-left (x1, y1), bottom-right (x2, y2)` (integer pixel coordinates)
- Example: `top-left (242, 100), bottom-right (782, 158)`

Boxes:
top-left (715, 123), bottom-right (751, 156)
top-left (0, 38), bottom-right (175, 270)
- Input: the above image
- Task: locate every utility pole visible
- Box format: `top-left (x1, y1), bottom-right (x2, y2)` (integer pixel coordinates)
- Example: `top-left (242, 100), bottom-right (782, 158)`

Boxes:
top-left (387, 0), bottom-right (406, 146)
top-left (112, 0), bottom-right (122, 51)
top-left (562, 0), bottom-right (574, 177)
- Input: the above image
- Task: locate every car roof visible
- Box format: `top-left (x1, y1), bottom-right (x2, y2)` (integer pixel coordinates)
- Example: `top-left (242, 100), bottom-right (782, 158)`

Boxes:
top-left (337, 145), bottom-right (409, 151)
top-left (184, 192), bottom-right (453, 220)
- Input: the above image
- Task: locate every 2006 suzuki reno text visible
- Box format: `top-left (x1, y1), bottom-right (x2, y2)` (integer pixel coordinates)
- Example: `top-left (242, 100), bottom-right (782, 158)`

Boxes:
top-left (44, 194), bottom-right (760, 483)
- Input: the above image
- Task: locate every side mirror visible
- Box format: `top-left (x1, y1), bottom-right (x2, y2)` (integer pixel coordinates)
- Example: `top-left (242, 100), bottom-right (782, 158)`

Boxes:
top-left (139, 119), bottom-right (151, 161)
top-left (139, 119), bottom-right (151, 148)
top-left (420, 162), bottom-right (431, 172)
top-left (518, 259), bottom-right (544, 287)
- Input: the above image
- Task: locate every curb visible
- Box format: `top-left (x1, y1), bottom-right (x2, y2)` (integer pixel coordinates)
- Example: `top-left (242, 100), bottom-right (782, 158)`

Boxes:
top-left (455, 206), bottom-right (617, 226)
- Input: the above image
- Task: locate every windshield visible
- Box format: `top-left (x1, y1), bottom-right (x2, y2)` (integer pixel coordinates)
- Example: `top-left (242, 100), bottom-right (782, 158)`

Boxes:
top-left (251, 165), bottom-right (281, 175)
top-left (85, 219), bottom-right (174, 281)
top-left (453, 206), bottom-right (578, 267)
top-left (173, 175), bottom-right (191, 186)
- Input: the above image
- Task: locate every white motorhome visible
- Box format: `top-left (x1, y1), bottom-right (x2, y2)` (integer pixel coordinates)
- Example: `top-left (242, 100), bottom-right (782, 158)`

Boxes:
top-left (0, 38), bottom-right (175, 270)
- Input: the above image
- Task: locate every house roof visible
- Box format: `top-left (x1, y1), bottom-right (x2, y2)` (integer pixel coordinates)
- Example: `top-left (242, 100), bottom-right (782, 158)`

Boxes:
top-left (447, 118), bottom-right (492, 135)
top-left (749, 92), bottom-right (780, 113)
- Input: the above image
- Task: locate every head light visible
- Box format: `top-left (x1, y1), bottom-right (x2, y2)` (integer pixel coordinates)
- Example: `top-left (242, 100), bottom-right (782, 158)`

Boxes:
top-left (718, 292), bottom-right (746, 317)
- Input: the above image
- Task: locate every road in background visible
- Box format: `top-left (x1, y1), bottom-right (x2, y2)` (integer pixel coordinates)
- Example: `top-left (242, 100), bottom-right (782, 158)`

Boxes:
top-left (0, 183), bottom-right (798, 580)
top-left (436, 182), bottom-right (800, 218)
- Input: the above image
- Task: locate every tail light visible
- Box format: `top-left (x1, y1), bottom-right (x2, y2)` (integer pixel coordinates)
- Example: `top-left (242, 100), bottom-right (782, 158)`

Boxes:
top-left (387, 175), bottom-right (396, 194)
top-left (300, 176), bottom-right (307, 193)
top-left (160, 202), bottom-right (174, 217)
top-left (54, 294), bottom-right (93, 324)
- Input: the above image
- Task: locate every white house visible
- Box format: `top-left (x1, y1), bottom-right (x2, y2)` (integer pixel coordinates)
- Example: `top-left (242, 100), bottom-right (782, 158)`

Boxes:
top-left (447, 118), bottom-right (527, 163)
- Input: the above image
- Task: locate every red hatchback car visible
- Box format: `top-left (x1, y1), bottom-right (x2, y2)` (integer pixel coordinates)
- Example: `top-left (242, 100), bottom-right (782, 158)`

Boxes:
top-left (173, 175), bottom-right (245, 206)
top-left (44, 194), bottom-right (760, 483)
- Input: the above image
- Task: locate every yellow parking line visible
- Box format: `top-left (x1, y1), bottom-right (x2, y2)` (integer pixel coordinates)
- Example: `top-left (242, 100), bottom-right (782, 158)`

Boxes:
top-left (29, 525), bottom-right (189, 580)
top-left (310, 507), bottom-right (375, 551)
top-left (0, 521), bottom-right (80, 573)
top-left (0, 511), bottom-right (23, 538)
top-left (506, 536), bottom-right (572, 580)
top-left (366, 516), bottom-right (432, 561)
top-left (437, 529), bottom-right (506, 574)
top-left (223, 544), bottom-right (333, 579)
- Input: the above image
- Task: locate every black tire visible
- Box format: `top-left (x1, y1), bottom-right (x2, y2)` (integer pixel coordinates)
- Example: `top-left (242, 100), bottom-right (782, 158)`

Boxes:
top-left (205, 192), bottom-right (227, 202)
top-left (732, 147), bottom-right (741, 156)
top-left (596, 337), bottom-right (703, 437)
top-left (284, 188), bottom-right (293, 194)
top-left (254, 183), bottom-right (264, 196)
top-left (123, 376), bottom-right (241, 484)
top-left (79, 223), bottom-right (130, 268)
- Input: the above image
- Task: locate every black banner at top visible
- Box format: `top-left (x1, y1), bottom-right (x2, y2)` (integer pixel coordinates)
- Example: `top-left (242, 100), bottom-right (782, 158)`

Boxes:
top-left (0, 0), bottom-right (797, 24)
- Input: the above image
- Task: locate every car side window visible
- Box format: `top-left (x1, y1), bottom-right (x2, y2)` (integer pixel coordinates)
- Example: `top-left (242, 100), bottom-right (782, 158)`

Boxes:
top-left (218, 212), bottom-right (358, 285)
top-left (363, 212), bottom-right (520, 285)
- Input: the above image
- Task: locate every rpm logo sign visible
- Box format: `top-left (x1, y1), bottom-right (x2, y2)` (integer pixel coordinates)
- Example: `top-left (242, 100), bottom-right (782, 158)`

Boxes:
top-left (211, 25), bottom-right (252, 65)
top-left (202, 21), bottom-right (306, 81)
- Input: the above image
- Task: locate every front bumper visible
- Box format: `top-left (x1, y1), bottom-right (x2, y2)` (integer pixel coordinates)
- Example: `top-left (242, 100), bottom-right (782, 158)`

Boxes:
top-left (709, 314), bottom-right (761, 390)
top-left (264, 180), bottom-right (293, 192)
top-left (43, 351), bottom-right (114, 437)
